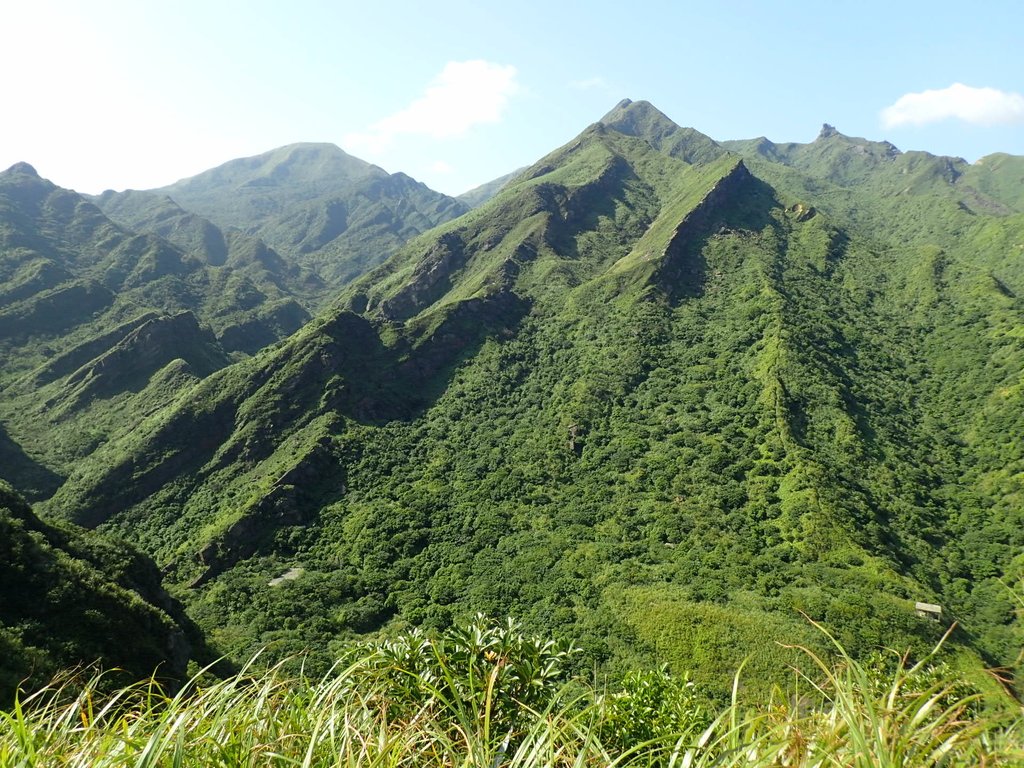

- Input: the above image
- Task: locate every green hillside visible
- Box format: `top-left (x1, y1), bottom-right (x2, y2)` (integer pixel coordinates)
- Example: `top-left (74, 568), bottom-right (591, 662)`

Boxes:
top-left (0, 162), bottom-right (313, 498)
top-left (0, 143), bottom-right (465, 502)
top-left (39, 100), bottom-right (1024, 695)
top-left (0, 481), bottom-right (203, 700)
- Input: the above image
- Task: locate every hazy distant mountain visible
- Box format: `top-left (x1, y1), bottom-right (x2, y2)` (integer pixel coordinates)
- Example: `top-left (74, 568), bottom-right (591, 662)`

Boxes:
top-left (43, 100), bottom-right (1024, 694)
top-left (457, 167), bottom-right (526, 208)
top-left (147, 143), bottom-right (470, 289)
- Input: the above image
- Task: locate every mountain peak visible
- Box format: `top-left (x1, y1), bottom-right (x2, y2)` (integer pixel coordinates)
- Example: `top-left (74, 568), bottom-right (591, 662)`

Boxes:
top-left (159, 142), bottom-right (382, 199)
top-left (597, 99), bottom-right (725, 166)
top-left (4, 161), bottom-right (39, 177)
top-left (818, 123), bottom-right (840, 140)
top-left (599, 99), bottom-right (676, 133)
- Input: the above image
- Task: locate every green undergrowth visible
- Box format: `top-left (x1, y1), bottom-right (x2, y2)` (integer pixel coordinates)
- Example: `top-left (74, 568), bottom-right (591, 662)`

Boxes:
top-left (1, 616), bottom-right (1020, 767)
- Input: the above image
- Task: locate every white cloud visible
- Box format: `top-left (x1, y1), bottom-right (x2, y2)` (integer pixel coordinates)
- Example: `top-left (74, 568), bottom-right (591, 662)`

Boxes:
top-left (881, 83), bottom-right (1024, 128)
top-left (344, 60), bottom-right (520, 155)
top-left (429, 160), bottom-right (454, 174)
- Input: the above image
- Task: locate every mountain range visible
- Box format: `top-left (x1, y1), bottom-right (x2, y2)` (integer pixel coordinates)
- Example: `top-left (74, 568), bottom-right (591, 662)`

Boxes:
top-left (2, 99), bottom-right (1022, 698)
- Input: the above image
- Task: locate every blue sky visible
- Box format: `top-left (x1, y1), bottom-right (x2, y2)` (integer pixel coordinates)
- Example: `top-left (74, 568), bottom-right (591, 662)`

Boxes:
top-left (3, 0), bottom-right (1022, 196)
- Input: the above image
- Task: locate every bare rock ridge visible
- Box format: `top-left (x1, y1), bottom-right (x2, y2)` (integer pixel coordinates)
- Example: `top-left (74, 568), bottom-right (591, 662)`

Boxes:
top-left (818, 123), bottom-right (839, 139)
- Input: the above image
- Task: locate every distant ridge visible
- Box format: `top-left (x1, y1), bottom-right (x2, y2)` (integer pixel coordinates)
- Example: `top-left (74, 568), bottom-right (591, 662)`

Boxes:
top-left (139, 142), bottom-right (469, 288)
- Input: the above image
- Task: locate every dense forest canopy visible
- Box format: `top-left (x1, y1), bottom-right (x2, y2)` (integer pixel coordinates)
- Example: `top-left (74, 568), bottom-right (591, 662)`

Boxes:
top-left (1, 99), bottom-right (1022, 700)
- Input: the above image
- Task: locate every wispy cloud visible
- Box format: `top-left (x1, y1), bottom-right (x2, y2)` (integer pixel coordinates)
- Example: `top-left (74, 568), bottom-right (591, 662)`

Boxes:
top-left (429, 160), bottom-right (454, 174)
top-left (344, 60), bottom-right (520, 155)
top-left (569, 76), bottom-right (607, 91)
top-left (881, 83), bottom-right (1024, 128)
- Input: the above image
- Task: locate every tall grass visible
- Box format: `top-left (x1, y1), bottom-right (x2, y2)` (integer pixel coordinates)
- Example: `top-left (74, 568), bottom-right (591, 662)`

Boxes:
top-left (1, 617), bottom-right (1021, 767)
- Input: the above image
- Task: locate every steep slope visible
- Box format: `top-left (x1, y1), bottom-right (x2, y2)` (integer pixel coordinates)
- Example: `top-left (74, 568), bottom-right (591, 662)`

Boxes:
top-left (0, 481), bottom-right (203, 701)
top-left (150, 143), bottom-right (469, 290)
top-left (0, 163), bottom-right (313, 498)
top-left (457, 167), bottom-right (526, 208)
top-left (45, 103), bottom-right (1024, 693)
top-left (960, 153), bottom-right (1024, 213)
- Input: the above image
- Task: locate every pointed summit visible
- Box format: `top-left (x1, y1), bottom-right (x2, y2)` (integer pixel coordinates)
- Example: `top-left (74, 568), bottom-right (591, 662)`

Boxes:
top-left (598, 99), bottom-right (726, 166)
top-left (599, 99), bottom-right (678, 137)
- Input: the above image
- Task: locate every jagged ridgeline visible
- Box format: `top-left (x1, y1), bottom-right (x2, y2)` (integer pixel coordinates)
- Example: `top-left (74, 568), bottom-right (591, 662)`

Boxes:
top-left (25, 100), bottom-right (1024, 693)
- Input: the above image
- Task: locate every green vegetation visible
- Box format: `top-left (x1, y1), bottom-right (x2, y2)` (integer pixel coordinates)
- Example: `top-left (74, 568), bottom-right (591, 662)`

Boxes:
top-left (1, 617), bottom-right (1020, 766)
top-left (0, 482), bottom-right (202, 701)
top-left (0, 145), bottom-right (465, 499)
top-left (148, 142), bottom-right (468, 288)
top-left (2, 100), bottom-right (1024, 709)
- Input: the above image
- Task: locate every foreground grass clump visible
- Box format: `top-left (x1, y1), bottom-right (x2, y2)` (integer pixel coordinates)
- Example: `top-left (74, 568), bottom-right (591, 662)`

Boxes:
top-left (1, 617), bottom-right (1021, 767)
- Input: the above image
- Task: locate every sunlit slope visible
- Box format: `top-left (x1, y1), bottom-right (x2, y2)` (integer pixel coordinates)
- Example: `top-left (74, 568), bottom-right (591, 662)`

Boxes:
top-left (45, 102), bottom-right (1024, 690)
